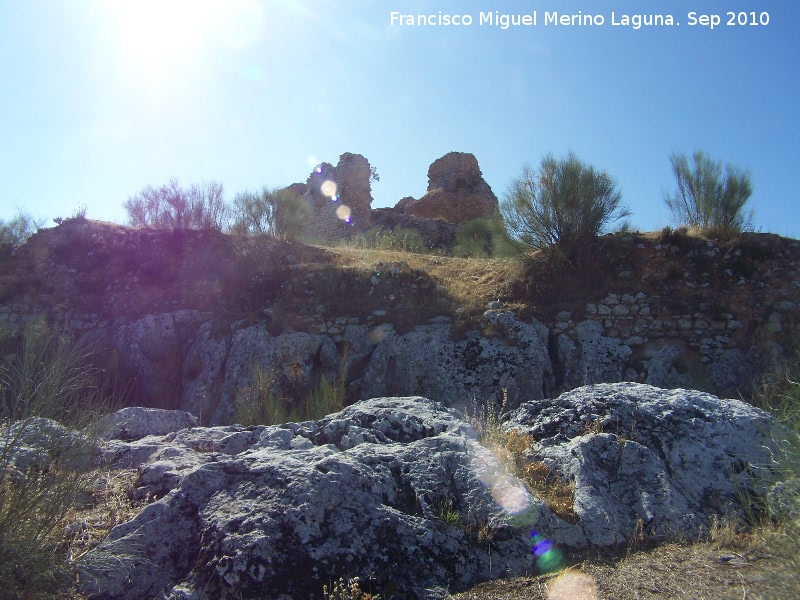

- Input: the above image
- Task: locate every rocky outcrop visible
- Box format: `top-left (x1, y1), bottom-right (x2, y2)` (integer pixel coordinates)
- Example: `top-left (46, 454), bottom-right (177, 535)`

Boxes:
top-left (181, 322), bottom-right (338, 424)
top-left (78, 398), bottom-right (536, 599)
top-left (398, 153), bottom-right (499, 224)
top-left (76, 387), bottom-right (795, 598)
top-left (350, 311), bottom-right (552, 411)
top-left (505, 383), bottom-right (794, 547)
top-left (109, 311), bottom-right (207, 409)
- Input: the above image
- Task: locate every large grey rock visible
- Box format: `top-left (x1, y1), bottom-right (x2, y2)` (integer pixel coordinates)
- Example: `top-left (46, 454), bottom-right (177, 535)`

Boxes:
top-left (111, 311), bottom-right (206, 409)
top-left (78, 387), bottom-right (795, 598)
top-left (352, 311), bottom-right (552, 411)
top-left (506, 383), bottom-right (794, 547)
top-left (78, 397), bottom-right (538, 599)
top-left (180, 323), bottom-right (338, 425)
top-left (97, 407), bottom-right (199, 441)
top-left (555, 320), bottom-right (632, 392)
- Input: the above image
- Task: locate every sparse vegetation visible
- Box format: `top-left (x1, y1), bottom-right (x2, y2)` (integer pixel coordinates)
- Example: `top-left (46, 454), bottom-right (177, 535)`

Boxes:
top-left (234, 362), bottom-right (346, 426)
top-left (500, 151), bottom-right (631, 252)
top-left (0, 211), bottom-right (45, 245)
top-left (349, 226), bottom-right (427, 254)
top-left (664, 150), bottom-right (754, 238)
top-left (124, 178), bottom-right (229, 230)
top-left (323, 576), bottom-right (379, 600)
top-left (453, 215), bottom-right (518, 258)
top-left (467, 392), bottom-right (577, 523)
top-left (0, 320), bottom-right (120, 599)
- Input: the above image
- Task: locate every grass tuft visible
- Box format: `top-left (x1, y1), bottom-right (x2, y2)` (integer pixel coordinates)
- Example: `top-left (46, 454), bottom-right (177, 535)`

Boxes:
top-left (467, 391), bottom-right (578, 523)
top-left (234, 362), bottom-right (347, 426)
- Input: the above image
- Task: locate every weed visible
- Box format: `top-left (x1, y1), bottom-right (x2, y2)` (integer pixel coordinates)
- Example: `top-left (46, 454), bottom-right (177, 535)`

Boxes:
top-left (234, 360), bottom-right (346, 427)
top-left (0, 319), bottom-right (121, 598)
top-left (323, 576), bottom-right (378, 600)
top-left (466, 391), bottom-right (578, 523)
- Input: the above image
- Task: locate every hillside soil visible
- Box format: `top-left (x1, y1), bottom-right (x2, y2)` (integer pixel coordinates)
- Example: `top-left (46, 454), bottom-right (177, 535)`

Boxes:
top-left (449, 530), bottom-right (800, 600)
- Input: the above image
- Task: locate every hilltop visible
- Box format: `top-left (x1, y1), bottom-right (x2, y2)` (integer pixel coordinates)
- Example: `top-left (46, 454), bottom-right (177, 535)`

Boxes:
top-left (1, 217), bottom-right (798, 417)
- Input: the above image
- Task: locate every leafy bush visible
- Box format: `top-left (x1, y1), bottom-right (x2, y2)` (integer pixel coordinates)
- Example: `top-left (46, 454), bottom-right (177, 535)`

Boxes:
top-left (0, 212), bottom-right (45, 245)
top-left (453, 215), bottom-right (517, 258)
top-left (273, 188), bottom-right (311, 241)
top-left (0, 320), bottom-right (119, 598)
top-left (500, 151), bottom-right (630, 251)
top-left (229, 188), bottom-right (276, 236)
top-left (124, 178), bottom-right (229, 230)
top-left (664, 151), bottom-right (754, 238)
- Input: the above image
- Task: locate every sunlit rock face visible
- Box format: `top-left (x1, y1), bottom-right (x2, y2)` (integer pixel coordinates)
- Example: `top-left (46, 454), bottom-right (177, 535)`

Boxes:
top-left (74, 386), bottom-right (793, 598)
top-left (505, 382), bottom-right (793, 548)
top-left (78, 398), bottom-right (538, 600)
top-left (398, 152), bottom-right (499, 224)
top-left (350, 311), bottom-right (552, 412)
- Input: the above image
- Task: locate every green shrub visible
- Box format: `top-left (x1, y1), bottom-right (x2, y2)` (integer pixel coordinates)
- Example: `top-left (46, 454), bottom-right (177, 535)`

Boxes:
top-left (235, 363), bottom-right (346, 426)
top-left (350, 226), bottom-right (426, 253)
top-left (229, 188), bottom-right (276, 236)
top-left (0, 320), bottom-right (118, 598)
top-left (273, 188), bottom-right (311, 241)
top-left (500, 151), bottom-right (630, 252)
top-left (452, 215), bottom-right (517, 258)
top-left (664, 150), bottom-right (754, 238)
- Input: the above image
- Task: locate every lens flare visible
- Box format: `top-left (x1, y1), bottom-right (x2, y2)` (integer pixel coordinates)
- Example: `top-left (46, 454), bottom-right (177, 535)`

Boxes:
top-left (469, 448), bottom-right (537, 527)
top-left (307, 155), bottom-right (319, 169)
top-left (491, 475), bottom-right (532, 515)
top-left (336, 205), bottom-right (351, 221)
top-left (546, 570), bottom-right (597, 600)
top-left (531, 531), bottom-right (564, 572)
top-left (321, 180), bottom-right (337, 197)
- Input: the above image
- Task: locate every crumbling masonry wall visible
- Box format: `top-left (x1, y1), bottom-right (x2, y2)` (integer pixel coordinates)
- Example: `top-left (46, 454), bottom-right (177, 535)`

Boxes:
top-left (299, 153), bottom-right (374, 242)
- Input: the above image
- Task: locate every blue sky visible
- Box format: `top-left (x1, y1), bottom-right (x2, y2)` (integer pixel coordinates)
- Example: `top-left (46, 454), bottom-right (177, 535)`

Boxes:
top-left (1, 0), bottom-right (798, 238)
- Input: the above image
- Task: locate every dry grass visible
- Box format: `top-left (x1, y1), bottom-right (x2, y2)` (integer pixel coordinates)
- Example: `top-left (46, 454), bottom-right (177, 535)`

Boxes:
top-left (321, 245), bottom-right (525, 331)
top-left (62, 468), bottom-right (142, 564)
top-left (449, 522), bottom-right (800, 599)
top-left (466, 394), bottom-right (578, 523)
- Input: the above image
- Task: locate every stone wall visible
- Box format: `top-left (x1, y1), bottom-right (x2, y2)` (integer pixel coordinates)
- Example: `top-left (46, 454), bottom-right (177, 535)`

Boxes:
top-left (546, 234), bottom-right (800, 395)
top-left (297, 153), bottom-right (374, 242)
top-left (1, 219), bottom-right (799, 412)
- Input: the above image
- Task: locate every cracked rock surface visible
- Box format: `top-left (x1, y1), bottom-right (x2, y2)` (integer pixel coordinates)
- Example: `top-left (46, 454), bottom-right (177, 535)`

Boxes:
top-left (506, 382), bottom-right (794, 547)
top-left (76, 386), bottom-right (794, 599)
top-left (79, 398), bottom-right (536, 600)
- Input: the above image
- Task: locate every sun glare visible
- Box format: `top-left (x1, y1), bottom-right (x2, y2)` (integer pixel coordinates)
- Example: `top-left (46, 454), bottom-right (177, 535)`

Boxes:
top-left (96, 0), bottom-right (264, 106)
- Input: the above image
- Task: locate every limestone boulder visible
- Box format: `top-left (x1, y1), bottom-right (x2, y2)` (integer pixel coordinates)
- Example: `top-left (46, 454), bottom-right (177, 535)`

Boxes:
top-left (399, 153), bottom-right (499, 224)
top-left (96, 407), bottom-right (199, 441)
top-left (351, 311), bottom-right (552, 410)
top-left (78, 397), bottom-right (537, 599)
top-left (552, 320), bottom-right (633, 393)
top-left (505, 382), bottom-right (795, 547)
